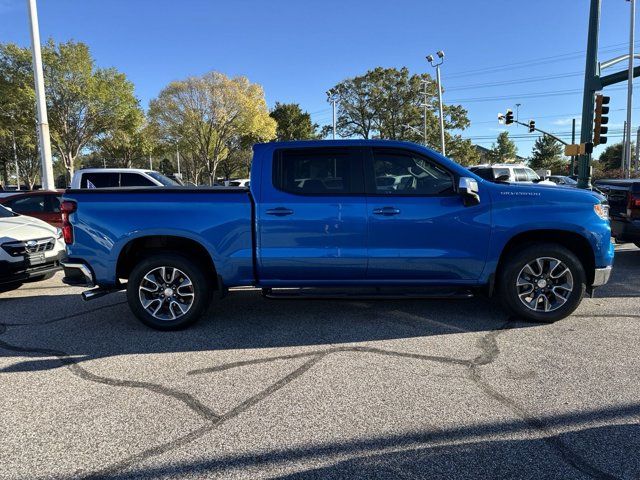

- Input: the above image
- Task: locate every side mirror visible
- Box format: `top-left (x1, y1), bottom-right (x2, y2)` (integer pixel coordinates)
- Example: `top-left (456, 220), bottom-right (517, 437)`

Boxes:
top-left (459, 177), bottom-right (480, 206)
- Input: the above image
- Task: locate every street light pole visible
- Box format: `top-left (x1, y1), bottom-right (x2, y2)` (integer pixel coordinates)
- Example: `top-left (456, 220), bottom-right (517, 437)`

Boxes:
top-left (624, 0), bottom-right (635, 178)
top-left (176, 144), bottom-right (181, 175)
top-left (326, 90), bottom-right (337, 140)
top-left (427, 51), bottom-right (446, 156)
top-left (27, 0), bottom-right (55, 190)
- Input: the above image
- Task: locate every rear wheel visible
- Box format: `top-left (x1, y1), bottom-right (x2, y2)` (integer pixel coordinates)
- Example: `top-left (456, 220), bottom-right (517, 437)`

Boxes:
top-left (126, 253), bottom-right (211, 330)
top-left (498, 243), bottom-right (586, 323)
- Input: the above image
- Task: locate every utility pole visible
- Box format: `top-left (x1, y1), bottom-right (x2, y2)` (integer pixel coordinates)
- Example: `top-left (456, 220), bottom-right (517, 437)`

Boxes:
top-left (326, 89), bottom-right (337, 140)
top-left (622, 120), bottom-right (628, 171)
top-left (578, 0), bottom-right (601, 189)
top-left (176, 144), bottom-right (181, 175)
top-left (635, 125), bottom-right (640, 173)
top-left (571, 118), bottom-right (576, 175)
top-left (422, 80), bottom-right (428, 146)
top-left (11, 129), bottom-right (20, 190)
top-left (625, 0), bottom-right (636, 178)
top-left (427, 51), bottom-right (446, 156)
top-left (27, 0), bottom-right (55, 190)
top-left (149, 154), bottom-right (152, 170)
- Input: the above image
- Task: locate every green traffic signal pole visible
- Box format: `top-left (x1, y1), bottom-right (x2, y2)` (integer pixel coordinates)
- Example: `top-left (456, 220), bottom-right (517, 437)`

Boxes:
top-left (577, 0), bottom-right (601, 190)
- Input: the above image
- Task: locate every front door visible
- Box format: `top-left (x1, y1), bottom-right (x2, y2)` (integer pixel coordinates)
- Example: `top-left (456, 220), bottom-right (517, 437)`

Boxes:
top-left (365, 147), bottom-right (491, 282)
top-left (258, 147), bottom-right (368, 283)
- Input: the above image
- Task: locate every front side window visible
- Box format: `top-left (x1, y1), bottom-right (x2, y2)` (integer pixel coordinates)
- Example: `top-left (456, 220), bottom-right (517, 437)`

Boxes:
top-left (120, 173), bottom-right (156, 187)
top-left (514, 168), bottom-right (529, 182)
top-left (371, 150), bottom-right (454, 195)
top-left (274, 148), bottom-right (360, 195)
top-left (524, 168), bottom-right (540, 181)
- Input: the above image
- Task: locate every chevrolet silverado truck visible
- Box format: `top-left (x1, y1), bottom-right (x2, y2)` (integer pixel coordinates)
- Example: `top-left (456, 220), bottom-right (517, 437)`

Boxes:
top-left (60, 140), bottom-right (614, 330)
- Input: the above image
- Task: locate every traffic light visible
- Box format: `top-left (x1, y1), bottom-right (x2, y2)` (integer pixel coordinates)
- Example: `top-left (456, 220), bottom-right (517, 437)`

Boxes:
top-left (505, 109), bottom-right (514, 125)
top-left (593, 94), bottom-right (610, 145)
top-left (528, 120), bottom-right (535, 133)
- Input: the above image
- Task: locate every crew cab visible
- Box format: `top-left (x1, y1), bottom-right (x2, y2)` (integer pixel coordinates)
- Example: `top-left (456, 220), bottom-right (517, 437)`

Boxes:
top-left (61, 140), bottom-right (614, 330)
top-left (595, 178), bottom-right (640, 247)
top-left (70, 168), bottom-right (181, 189)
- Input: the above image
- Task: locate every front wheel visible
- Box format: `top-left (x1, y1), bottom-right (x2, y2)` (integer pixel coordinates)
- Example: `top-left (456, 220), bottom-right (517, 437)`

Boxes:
top-left (498, 243), bottom-right (586, 323)
top-left (127, 253), bottom-right (212, 330)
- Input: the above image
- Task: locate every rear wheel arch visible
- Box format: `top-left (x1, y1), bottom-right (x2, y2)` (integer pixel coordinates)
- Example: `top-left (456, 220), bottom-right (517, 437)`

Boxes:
top-left (115, 235), bottom-right (219, 289)
top-left (496, 230), bottom-right (596, 286)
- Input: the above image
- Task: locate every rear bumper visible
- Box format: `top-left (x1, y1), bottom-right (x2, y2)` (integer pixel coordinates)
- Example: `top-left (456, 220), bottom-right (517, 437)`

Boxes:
top-left (610, 217), bottom-right (640, 243)
top-left (61, 261), bottom-right (95, 287)
top-left (592, 266), bottom-right (612, 287)
top-left (0, 251), bottom-right (64, 285)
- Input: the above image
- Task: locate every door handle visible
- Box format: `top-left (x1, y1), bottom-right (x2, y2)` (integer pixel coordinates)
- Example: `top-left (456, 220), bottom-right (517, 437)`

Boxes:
top-left (266, 207), bottom-right (294, 216)
top-left (373, 207), bottom-right (401, 216)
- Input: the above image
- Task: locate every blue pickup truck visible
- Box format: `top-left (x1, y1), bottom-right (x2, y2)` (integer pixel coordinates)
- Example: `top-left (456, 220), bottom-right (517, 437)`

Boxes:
top-left (60, 140), bottom-right (614, 330)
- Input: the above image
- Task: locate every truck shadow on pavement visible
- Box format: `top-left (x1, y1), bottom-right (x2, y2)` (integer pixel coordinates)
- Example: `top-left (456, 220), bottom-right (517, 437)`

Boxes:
top-left (92, 410), bottom-right (640, 480)
top-left (0, 290), bottom-right (521, 373)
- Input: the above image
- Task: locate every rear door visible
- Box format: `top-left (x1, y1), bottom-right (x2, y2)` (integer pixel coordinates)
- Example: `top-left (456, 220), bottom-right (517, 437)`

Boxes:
top-left (365, 147), bottom-right (491, 282)
top-left (258, 147), bottom-right (368, 282)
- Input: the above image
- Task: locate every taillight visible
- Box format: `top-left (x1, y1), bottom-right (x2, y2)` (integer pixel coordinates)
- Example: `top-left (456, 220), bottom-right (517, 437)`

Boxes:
top-left (628, 193), bottom-right (640, 209)
top-left (60, 200), bottom-right (77, 245)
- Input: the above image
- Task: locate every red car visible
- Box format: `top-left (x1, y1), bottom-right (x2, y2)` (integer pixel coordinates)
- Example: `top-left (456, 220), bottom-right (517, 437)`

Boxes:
top-left (0, 190), bottom-right (64, 228)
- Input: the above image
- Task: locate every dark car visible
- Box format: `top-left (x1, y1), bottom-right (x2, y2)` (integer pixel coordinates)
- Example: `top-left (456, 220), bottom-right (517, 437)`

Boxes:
top-left (594, 178), bottom-right (640, 247)
top-left (0, 190), bottom-right (64, 228)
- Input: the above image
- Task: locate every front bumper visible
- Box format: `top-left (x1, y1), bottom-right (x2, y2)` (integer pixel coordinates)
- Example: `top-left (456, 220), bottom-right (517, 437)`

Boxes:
top-left (0, 251), bottom-right (65, 285)
top-left (592, 266), bottom-right (612, 287)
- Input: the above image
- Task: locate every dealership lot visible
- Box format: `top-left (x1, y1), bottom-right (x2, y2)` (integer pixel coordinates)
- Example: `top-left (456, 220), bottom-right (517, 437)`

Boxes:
top-left (0, 245), bottom-right (638, 480)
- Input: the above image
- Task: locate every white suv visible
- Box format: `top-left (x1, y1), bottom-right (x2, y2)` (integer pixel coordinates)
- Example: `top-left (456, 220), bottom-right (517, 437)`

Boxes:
top-left (0, 205), bottom-right (66, 290)
top-left (469, 164), bottom-right (556, 185)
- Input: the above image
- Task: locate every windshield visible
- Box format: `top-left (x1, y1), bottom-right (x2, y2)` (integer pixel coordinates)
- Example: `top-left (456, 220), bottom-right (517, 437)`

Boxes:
top-left (146, 171), bottom-right (180, 186)
top-left (524, 168), bottom-right (540, 181)
top-left (0, 205), bottom-right (17, 218)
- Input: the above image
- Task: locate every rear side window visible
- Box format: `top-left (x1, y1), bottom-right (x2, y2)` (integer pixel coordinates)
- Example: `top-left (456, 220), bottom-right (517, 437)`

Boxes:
top-left (9, 195), bottom-right (46, 213)
top-left (82, 173), bottom-right (119, 188)
top-left (273, 148), bottom-right (363, 195)
top-left (370, 149), bottom-right (454, 195)
top-left (120, 173), bottom-right (156, 187)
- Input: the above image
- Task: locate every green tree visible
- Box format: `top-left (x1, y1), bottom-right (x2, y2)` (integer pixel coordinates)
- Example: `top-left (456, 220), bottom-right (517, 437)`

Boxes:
top-left (489, 132), bottom-right (517, 163)
top-left (326, 67), bottom-right (475, 163)
top-left (598, 142), bottom-right (624, 171)
top-left (42, 40), bottom-right (141, 180)
top-left (270, 102), bottom-right (319, 141)
top-left (149, 72), bottom-right (276, 184)
top-left (529, 135), bottom-right (567, 173)
top-left (0, 43), bottom-right (38, 187)
top-left (95, 106), bottom-right (149, 168)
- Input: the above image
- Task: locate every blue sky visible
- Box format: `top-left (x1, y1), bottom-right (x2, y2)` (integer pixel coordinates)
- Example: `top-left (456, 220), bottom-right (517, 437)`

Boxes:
top-left (1, 0), bottom-right (637, 157)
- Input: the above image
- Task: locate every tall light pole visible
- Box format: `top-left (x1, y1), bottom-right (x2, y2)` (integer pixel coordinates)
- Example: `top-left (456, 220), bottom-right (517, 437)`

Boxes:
top-left (27, 0), bottom-right (55, 190)
top-left (176, 143), bottom-right (181, 176)
top-left (427, 51), bottom-right (446, 156)
top-left (326, 89), bottom-right (337, 139)
top-left (11, 129), bottom-right (20, 190)
top-left (624, 0), bottom-right (635, 178)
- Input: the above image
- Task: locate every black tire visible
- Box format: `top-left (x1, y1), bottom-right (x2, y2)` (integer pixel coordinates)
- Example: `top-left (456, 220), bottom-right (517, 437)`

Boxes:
top-left (0, 282), bottom-right (22, 293)
top-left (498, 243), bottom-right (586, 323)
top-left (126, 253), bottom-right (212, 330)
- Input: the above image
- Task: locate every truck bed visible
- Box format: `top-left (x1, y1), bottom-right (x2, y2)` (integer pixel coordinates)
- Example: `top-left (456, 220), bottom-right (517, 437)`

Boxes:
top-left (63, 188), bottom-right (255, 287)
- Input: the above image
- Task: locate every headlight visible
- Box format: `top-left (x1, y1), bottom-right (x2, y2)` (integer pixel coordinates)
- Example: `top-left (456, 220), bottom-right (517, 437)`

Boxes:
top-left (55, 227), bottom-right (63, 239)
top-left (594, 203), bottom-right (609, 220)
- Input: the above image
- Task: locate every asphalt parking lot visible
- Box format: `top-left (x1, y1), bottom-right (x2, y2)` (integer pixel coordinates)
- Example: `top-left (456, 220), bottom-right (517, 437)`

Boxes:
top-left (1, 245), bottom-right (639, 480)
